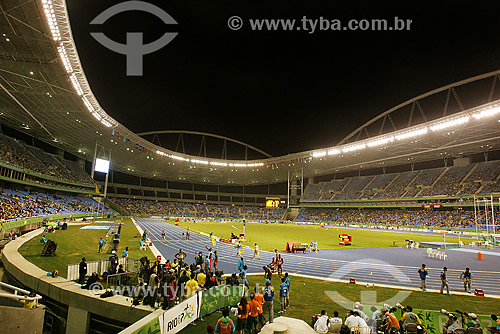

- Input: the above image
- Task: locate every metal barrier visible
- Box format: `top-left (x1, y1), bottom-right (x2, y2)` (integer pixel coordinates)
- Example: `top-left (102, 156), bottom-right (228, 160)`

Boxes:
top-left (67, 260), bottom-right (100, 280)
top-left (0, 282), bottom-right (42, 308)
top-left (67, 258), bottom-right (140, 280)
top-left (105, 271), bottom-right (139, 289)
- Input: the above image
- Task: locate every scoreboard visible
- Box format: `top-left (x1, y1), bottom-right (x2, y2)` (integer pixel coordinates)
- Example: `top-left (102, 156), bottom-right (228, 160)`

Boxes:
top-left (266, 197), bottom-right (280, 207)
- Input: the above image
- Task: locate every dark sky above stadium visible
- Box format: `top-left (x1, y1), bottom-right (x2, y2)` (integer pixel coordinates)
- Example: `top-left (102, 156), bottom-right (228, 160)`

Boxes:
top-left (67, 0), bottom-right (500, 158)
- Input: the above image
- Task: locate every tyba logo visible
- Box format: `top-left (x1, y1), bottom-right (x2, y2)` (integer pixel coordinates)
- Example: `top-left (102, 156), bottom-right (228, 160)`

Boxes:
top-left (90, 1), bottom-right (178, 76)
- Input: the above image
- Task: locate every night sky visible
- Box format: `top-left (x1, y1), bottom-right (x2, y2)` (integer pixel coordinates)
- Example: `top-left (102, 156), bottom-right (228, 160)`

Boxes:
top-left (67, 0), bottom-right (500, 158)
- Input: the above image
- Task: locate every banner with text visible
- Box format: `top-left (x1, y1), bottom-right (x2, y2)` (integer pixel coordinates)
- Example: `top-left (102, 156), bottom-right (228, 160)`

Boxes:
top-left (162, 294), bottom-right (200, 333)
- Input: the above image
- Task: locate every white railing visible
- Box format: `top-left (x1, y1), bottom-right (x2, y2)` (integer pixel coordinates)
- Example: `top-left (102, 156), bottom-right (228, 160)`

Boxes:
top-left (0, 282), bottom-right (42, 304)
top-left (427, 248), bottom-right (448, 260)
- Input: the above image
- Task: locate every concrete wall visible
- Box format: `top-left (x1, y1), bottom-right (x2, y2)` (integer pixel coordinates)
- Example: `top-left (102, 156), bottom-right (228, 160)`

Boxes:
top-left (0, 305), bottom-right (45, 334)
top-left (1, 228), bottom-right (152, 330)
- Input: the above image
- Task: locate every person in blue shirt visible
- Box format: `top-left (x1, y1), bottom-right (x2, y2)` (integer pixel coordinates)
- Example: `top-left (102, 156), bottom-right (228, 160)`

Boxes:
top-left (98, 237), bottom-right (105, 253)
top-left (237, 256), bottom-right (245, 273)
top-left (460, 267), bottom-right (473, 293)
top-left (278, 277), bottom-right (288, 314)
top-left (440, 267), bottom-right (449, 294)
top-left (161, 230), bottom-right (166, 242)
top-left (122, 246), bottom-right (129, 258)
top-left (236, 241), bottom-right (242, 256)
top-left (418, 264), bottom-right (429, 291)
top-left (40, 235), bottom-right (47, 244)
top-left (185, 228), bottom-right (190, 240)
top-left (284, 272), bottom-right (291, 308)
top-left (262, 279), bottom-right (275, 323)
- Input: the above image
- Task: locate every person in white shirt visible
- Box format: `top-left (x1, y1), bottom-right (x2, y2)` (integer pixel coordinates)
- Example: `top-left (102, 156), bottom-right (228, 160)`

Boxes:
top-left (330, 311), bottom-right (343, 325)
top-left (354, 311), bottom-right (370, 334)
top-left (345, 310), bottom-right (361, 328)
top-left (355, 311), bottom-right (368, 327)
top-left (314, 310), bottom-right (330, 334)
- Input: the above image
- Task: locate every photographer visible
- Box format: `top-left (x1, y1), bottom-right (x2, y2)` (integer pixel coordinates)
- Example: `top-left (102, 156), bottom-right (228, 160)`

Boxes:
top-left (460, 312), bottom-right (482, 330)
top-left (401, 305), bottom-right (423, 330)
top-left (442, 310), bottom-right (463, 334)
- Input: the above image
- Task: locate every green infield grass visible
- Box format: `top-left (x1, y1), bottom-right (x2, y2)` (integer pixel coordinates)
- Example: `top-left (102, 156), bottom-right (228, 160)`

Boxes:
top-left (18, 217), bottom-right (156, 278)
top-left (166, 220), bottom-right (468, 251)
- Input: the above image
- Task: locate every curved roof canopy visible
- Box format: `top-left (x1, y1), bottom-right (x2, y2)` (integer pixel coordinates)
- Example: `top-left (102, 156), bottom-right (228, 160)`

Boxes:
top-left (1, 0), bottom-right (500, 185)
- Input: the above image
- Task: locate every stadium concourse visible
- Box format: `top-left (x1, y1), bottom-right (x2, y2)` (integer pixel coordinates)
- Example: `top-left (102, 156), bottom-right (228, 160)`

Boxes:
top-left (134, 217), bottom-right (500, 296)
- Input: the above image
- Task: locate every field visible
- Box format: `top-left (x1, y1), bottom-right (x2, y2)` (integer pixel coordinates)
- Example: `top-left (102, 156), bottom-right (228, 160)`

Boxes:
top-left (167, 220), bottom-right (467, 251)
top-left (18, 217), bottom-right (156, 278)
top-left (179, 273), bottom-right (500, 333)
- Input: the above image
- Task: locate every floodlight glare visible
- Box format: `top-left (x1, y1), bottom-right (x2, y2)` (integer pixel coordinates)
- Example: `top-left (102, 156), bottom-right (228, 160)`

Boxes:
top-left (94, 158), bottom-right (110, 173)
top-left (328, 149), bottom-right (341, 155)
top-left (429, 116), bottom-right (469, 131)
top-left (342, 143), bottom-right (366, 153)
top-left (312, 151), bottom-right (327, 158)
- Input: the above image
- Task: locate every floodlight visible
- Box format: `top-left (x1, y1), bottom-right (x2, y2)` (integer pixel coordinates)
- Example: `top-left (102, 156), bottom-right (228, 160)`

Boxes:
top-left (94, 158), bottom-right (110, 173)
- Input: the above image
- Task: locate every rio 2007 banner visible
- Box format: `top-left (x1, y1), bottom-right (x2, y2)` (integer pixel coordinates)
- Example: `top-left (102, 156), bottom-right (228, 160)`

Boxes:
top-left (131, 294), bottom-right (199, 334)
top-left (128, 285), bottom-right (243, 334)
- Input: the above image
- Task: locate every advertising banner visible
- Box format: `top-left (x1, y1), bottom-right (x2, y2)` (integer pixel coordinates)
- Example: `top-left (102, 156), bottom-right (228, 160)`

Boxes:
top-left (162, 294), bottom-right (199, 333)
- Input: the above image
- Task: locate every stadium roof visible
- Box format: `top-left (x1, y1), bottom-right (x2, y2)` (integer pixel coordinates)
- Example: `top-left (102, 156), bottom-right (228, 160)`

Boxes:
top-left (1, 0), bottom-right (500, 186)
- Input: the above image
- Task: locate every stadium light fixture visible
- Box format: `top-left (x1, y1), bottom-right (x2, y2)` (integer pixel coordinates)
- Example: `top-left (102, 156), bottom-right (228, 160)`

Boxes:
top-left (312, 151), bottom-right (327, 158)
top-left (342, 143), bottom-right (366, 153)
top-left (366, 136), bottom-right (394, 147)
top-left (210, 161), bottom-right (228, 167)
top-left (395, 127), bottom-right (428, 140)
top-left (328, 149), bottom-right (341, 155)
top-left (57, 44), bottom-right (73, 73)
top-left (191, 159), bottom-right (209, 165)
top-left (101, 119), bottom-right (112, 127)
top-left (42, 0), bottom-right (61, 41)
top-left (429, 115), bottom-right (469, 131)
top-left (473, 105), bottom-right (500, 119)
top-left (92, 112), bottom-right (102, 121)
top-left (82, 96), bottom-right (94, 112)
top-left (70, 74), bottom-right (84, 96)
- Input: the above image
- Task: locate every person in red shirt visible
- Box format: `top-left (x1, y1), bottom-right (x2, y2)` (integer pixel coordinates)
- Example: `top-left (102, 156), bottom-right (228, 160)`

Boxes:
top-left (163, 278), bottom-right (177, 310)
top-left (253, 287), bottom-right (265, 328)
top-left (247, 293), bottom-right (261, 334)
top-left (236, 297), bottom-right (249, 333)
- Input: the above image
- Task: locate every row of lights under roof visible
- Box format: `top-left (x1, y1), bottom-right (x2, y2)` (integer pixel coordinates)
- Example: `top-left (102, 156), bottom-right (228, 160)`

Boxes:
top-left (310, 105), bottom-right (500, 160)
top-left (156, 150), bottom-right (265, 168)
top-left (41, 0), bottom-right (112, 128)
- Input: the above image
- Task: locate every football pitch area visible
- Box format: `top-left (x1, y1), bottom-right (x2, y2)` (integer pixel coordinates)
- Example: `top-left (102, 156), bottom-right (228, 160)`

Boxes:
top-left (165, 220), bottom-right (467, 251)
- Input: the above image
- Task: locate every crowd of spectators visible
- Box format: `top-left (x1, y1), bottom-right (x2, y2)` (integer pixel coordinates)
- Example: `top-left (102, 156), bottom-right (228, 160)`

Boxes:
top-left (303, 160), bottom-right (500, 202)
top-left (312, 302), bottom-right (497, 334)
top-left (126, 232), bottom-right (246, 312)
top-left (113, 198), bottom-right (285, 220)
top-left (0, 134), bottom-right (95, 185)
top-left (0, 188), bottom-right (112, 222)
top-left (294, 207), bottom-right (498, 229)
